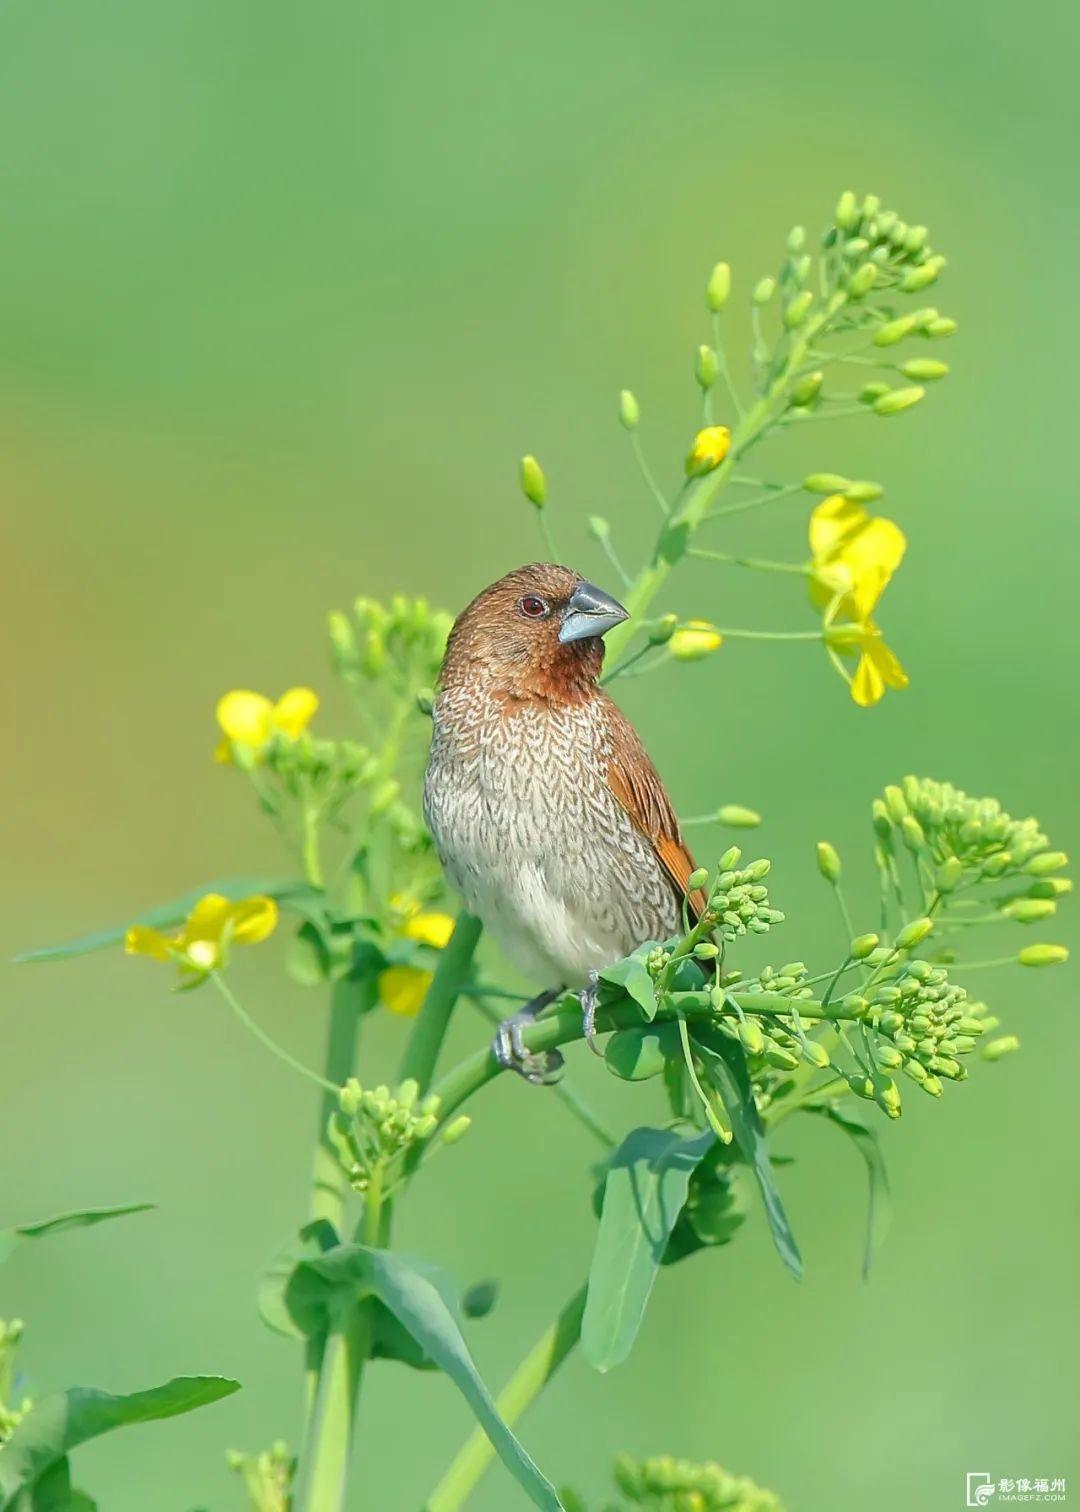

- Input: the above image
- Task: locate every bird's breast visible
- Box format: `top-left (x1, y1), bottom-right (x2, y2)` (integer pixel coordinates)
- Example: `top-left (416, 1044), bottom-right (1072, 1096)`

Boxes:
top-left (423, 687), bottom-right (679, 985)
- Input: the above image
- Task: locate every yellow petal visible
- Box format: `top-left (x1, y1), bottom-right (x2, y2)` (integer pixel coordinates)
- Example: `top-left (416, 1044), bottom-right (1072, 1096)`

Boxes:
top-left (124, 925), bottom-right (176, 962)
top-left (229, 895), bottom-right (280, 945)
top-left (670, 621), bottom-right (724, 661)
top-left (849, 564), bottom-right (890, 623)
top-left (867, 635), bottom-right (910, 692)
top-left (379, 965), bottom-right (433, 1017)
top-left (809, 495), bottom-right (867, 561)
top-left (272, 687), bottom-right (319, 740)
top-left (216, 690), bottom-right (274, 746)
top-left (838, 516), bottom-right (906, 579)
top-left (182, 893), bottom-right (232, 945)
top-left (851, 652), bottom-right (885, 707)
top-left (402, 912), bottom-right (455, 949)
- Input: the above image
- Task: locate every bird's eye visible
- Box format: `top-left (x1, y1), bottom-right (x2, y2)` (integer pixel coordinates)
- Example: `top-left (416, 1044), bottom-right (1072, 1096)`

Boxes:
top-left (519, 595), bottom-right (549, 619)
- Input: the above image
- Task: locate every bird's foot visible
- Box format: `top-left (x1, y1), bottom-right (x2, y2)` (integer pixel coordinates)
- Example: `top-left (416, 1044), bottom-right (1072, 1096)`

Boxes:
top-left (580, 970), bottom-right (604, 1057)
top-left (492, 989), bottom-right (565, 1085)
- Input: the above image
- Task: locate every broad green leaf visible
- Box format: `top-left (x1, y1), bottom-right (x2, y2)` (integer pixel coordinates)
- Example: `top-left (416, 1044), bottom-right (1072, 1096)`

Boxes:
top-left (13, 879), bottom-right (320, 964)
top-left (0, 1377), bottom-right (240, 1505)
top-left (288, 1246), bottom-right (561, 1511)
top-left (812, 1103), bottom-right (892, 1279)
top-left (0, 1205), bottom-right (154, 1268)
top-left (695, 1027), bottom-right (803, 1281)
top-left (598, 947), bottom-right (658, 1020)
top-left (582, 1126), bottom-right (713, 1372)
top-left (257, 1220), bottom-right (338, 1339)
top-left (604, 1024), bottom-right (679, 1082)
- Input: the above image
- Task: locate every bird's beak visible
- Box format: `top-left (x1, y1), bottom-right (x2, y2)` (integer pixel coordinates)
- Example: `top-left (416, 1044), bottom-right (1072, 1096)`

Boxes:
top-left (558, 580), bottom-right (630, 644)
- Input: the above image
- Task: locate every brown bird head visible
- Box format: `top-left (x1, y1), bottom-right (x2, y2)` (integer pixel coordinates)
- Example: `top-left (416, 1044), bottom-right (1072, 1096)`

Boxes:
top-left (440, 564), bottom-right (629, 702)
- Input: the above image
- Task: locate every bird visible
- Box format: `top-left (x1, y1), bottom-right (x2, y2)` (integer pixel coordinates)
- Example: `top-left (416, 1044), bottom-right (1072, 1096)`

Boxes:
top-left (422, 563), bottom-right (705, 1083)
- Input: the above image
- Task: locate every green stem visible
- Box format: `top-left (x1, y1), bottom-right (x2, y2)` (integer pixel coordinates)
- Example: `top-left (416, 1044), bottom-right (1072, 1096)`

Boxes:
top-left (538, 510), bottom-right (560, 563)
top-left (714, 627), bottom-right (823, 642)
top-left (431, 990), bottom-right (852, 1126)
top-left (398, 913), bottom-right (483, 1091)
top-left (295, 1309), bottom-right (370, 1512)
top-left (603, 289), bottom-right (848, 664)
top-left (302, 805), bottom-right (325, 889)
top-left (630, 433), bottom-right (671, 516)
top-left (689, 547), bottom-right (809, 575)
top-left (209, 973), bottom-right (339, 1094)
top-left (424, 1286), bottom-right (588, 1512)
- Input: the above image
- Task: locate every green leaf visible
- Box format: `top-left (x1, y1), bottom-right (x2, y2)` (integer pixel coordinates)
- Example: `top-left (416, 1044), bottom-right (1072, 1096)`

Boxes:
top-left (604, 1024), bottom-right (679, 1082)
top-left (812, 1103), bottom-right (892, 1279)
top-left (257, 1220), bottom-right (338, 1340)
top-left (0, 1205), bottom-right (154, 1268)
top-left (288, 1245), bottom-right (561, 1511)
top-left (582, 1126), bottom-right (713, 1372)
top-left (694, 1027), bottom-right (804, 1281)
top-left (0, 1378), bottom-right (240, 1506)
top-left (13, 879), bottom-right (320, 965)
top-left (598, 947), bottom-right (658, 1020)
top-left (462, 1279), bottom-right (499, 1319)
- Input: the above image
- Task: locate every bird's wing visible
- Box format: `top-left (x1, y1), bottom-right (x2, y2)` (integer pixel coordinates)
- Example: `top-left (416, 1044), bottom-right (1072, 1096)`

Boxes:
top-left (602, 697), bottom-right (707, 921)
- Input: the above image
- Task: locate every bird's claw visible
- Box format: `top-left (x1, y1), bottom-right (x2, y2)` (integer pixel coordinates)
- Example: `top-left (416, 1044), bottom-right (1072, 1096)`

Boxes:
top-left (581, 972), bottom-right (604, 1057)
top-left (492, 1001), bottom-right (564, 1086)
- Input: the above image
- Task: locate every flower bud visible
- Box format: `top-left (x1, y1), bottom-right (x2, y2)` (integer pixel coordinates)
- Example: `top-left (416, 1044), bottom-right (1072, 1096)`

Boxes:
top-left (716, 804), bottom-right (761, 827)
top-left (649, 613), bottom-right (678, 646)
top-left (693, 941), bottom-right (719, 962)
top-left (1028, 877), bottom-right (1072, 898)
top-left (416, 687), bottom-right (435, 717)
top-left (746, 859), bottom-right (771, 880)
top-left (695, 344), bottom-right (719, 390)
top-left (814, 840), bottom-right (841, 884)
top-left (873, 386), bottom-right (925, 416)
top-left (1003, 898), bottom-right (1056, 924)
top-left (934, 857), bottom-right (964, 893)
top-left (920, 1074), bottom-right (943, 1097)
top-left (858, 383), bottom-right (889, 405)
top-left (883, 785), bottom-right (908, 822)
top-left (670, 620), bottom-right (723, 660)
top-left (441, 1115), bottom-right (472, 1145)
top-left (1016, 943), bottom-right (1064, 967)
top-left (860, 193), bottom-right (881, 220)
top-left (791, 371), bottom-right (824, 405)
top-left (981, 1035), bottom-right (1020, 1062)
top-left (846, 262), bottom-right (878, 298)
top-left (873, 315), bottom-right (919, 347)
top-left (874, 1078), bottom-right (902, 1118)
top-left (738, 1019), bottom-right (764, 1055)
top-left (850, 933), bottom-right (880, 960)
top-left (766, 1044), bottom-right (800, 1071)
top-left (339, 1078), bottom-right (363, 1116)
top-left (900, 816), bottom-right (925, 852)
top-left (900, 256), bottom-right (945, 292)
top-left (587, 515), bottom-right (610, 540)
top-left (801, 1039), bottom-right (831, 1068)
top-left (752, 275), bottom-right (776, 305)
top-left (835, 190), bottom-right (859, 230)
top-left (804, 472), bottom-right (853, 494)
top-left (896, 917), bottom-right (934, 950)
top-left (844, 479), bottom-right (884, 502)
top-left (1025, 850), bottom-right (1068, 876)
top-left (924, 316), bottom-right (958, 338)
top-left (327, 611), bottom-right (359, 673)
top-left (904, 225), bottom-right (928, 254)
top-left (706, 261), bottom-right (731, 311)
top-left (718, 846), bottom-right (741, 870)
top-left (901, 359), bottom-right (949, 381)
top-left (685, 425), bottom-right (731, 476)
top-left (519, 455), bottom-right (547, 508)
top-left (783, 291), bottom-right (814, 329)
top-left (618, 389), bottom-right (640, 430)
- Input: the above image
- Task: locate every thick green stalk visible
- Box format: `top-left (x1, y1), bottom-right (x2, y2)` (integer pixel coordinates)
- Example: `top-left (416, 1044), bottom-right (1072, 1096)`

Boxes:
top-left (398, 913), bottom-right (483, 1091)
top-left (310, 969), bottom-right (378, 1227)
top-left (603, 291), bottom-right (848, 664)
top-left (424, 1286), bottom-right (587, 1512)
top-left (431, 990), bottom-right (848, 1126)
top-left (295, 1308), bottom-right (371, 1512)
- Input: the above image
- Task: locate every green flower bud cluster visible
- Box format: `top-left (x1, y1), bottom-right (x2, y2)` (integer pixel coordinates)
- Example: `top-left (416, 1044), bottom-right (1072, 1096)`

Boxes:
top-left (330, 1077), bottom-right (450, 1191)
top-left (0, 1318), bottom-right (32, 1446)
top-left (329, 594), bottom-right (452, 692)
top-left (849, 960), bottom-right (991, 1103)
top-left (876, 776), bottom-right (1059, 881)
top-left (700, 850), bottom-right (785, 944)
top-left (227, 1439), bottom-right (294, 1512)
top-left (612, 1451), bottom-right (783, 1511)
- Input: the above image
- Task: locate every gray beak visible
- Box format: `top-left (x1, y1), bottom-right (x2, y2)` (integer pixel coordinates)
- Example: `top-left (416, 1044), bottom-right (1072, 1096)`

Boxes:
top-left (558, 580), bottom-right (630, 644)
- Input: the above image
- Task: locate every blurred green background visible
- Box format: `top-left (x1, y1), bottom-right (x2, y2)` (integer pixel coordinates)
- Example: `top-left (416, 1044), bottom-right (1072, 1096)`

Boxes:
top-left (3, 0), bottom-right (1078, 1507)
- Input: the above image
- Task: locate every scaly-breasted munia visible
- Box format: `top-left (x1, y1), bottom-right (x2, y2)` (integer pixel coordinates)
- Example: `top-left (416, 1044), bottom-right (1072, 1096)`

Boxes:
top-left (423, 564), bottom-right (704, 1082)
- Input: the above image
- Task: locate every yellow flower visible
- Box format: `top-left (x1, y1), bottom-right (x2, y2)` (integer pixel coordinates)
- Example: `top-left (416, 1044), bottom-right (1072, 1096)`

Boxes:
top-left (214, 687), bottom-right (319, 763)
top-left (378, 906), bottom-right (456, 1016)
top-left (685, 425), bottom-right (731, 476)
top-left (670, 620), bottom-right (724, 662)
top-left (809, 496), bottom-right (909, 708)
top-left (125, 893), bottom-right (278, 985)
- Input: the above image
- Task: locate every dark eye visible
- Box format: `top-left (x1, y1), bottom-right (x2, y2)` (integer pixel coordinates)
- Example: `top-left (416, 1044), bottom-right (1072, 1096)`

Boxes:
top-left (519, 595), bottom-right (549, 618)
